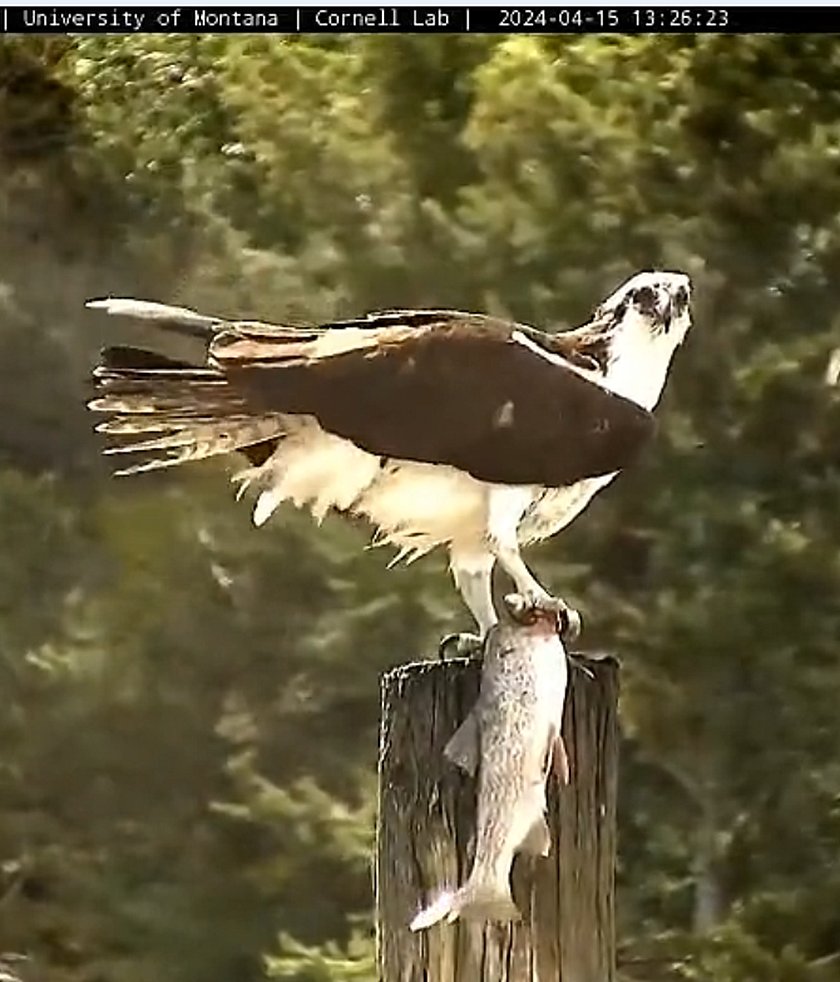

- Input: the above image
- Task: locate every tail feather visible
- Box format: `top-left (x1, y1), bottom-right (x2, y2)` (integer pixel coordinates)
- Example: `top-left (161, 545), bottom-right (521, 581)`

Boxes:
top-left (95, 416), bottom-right (241, 435)
top-left (86, 298), bottom-right (226, 340)
top-left (98, 345), bottom-right (196, 371)
top-left (89, 391), bottom-right (235, 416)
top-left (94, 365), bottom-right (222, 382)
top-left (409, 880), bottom-right (520, 932)
top-left (89, 346), bottom-right (283, 474)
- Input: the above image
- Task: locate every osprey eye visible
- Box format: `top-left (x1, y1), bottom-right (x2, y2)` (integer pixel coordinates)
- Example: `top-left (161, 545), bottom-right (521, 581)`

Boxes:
top-left (632, 286), bottom-right (657, 313)
top-left (674, 285), bottom-right (689, 312)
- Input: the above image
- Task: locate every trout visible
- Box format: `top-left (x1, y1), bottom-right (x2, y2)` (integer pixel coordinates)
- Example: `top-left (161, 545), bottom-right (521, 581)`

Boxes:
top-left (410, 597), bottom-right (570, 930)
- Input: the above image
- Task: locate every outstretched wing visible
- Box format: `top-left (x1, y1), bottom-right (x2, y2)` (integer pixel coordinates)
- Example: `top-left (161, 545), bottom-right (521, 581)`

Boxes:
top-left (211, 311), bottom-right (656, 487)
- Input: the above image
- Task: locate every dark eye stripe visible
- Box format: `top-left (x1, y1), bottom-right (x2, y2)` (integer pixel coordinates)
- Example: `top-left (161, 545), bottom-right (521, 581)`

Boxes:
top-left (632, 286), bottom-right (657, 310)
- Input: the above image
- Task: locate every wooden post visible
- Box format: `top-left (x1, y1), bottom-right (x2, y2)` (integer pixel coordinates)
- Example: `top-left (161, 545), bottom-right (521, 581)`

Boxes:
top-left (376, 654), bottom-right (618, 982)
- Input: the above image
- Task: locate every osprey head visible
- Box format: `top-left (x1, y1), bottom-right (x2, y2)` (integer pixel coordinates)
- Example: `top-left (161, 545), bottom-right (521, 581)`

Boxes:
top-left (599, 270), bottom-right (692, 344)
top-left (583, 270), bottom-right (692, 411)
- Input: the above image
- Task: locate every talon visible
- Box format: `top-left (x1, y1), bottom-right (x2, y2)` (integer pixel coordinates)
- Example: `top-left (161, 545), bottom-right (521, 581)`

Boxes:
top-left (504, 591), bottom-right (582, 644)
top-left (531, 600), bottom-right (582, 643)
top-left (558, 606), bottom-right (582, 644)
top-left (438, 632), bottom-right (483, 660)
top-left (502, 593), bottom-right (529, 620)
top-left (531, 595), bottom-right (581, 643)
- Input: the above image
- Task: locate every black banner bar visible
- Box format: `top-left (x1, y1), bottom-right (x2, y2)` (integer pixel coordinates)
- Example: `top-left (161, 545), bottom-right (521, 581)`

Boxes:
top-left (3, 6), bottom-right (840, 35)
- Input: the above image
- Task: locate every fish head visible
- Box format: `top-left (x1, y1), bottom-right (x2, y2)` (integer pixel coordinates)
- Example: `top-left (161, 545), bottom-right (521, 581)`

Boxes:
top-left (502, 594), bottom-right (565, 637)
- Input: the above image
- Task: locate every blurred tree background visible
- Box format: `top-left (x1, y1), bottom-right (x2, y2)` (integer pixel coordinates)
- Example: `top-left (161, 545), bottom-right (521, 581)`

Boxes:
top-left (2, 33), bottom-right (840, 982)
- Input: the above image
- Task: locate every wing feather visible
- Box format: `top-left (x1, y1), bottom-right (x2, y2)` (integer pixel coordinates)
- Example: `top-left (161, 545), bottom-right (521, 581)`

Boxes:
top-left (215, 317), bottom-right (655, 487)
top-left (208, 310), bottom-right (499, 368)
top-left (87, 304), bottom-right (654, 487)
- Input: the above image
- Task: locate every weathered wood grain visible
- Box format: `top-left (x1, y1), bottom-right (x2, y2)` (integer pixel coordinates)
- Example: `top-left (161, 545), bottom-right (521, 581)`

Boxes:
top-left (376, 654), bottom-right (618, 982)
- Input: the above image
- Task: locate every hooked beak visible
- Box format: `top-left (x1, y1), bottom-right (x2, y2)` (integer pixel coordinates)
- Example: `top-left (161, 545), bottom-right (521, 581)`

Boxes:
top-left (633, 286), bottom-right (674, 331)
top-left (654, 290), bottom-right (690, 334)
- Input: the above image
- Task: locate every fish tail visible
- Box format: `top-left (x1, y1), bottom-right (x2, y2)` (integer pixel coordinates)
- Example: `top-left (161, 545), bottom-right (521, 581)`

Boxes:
top-left (409, 890), bottom-right (459, 931)
top-left (409, 878), bottom-right (519, 931)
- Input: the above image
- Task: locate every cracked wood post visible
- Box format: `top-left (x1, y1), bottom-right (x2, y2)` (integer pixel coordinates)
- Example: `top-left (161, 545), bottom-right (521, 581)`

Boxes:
top-left (376, 653), bottom-right (618, 982)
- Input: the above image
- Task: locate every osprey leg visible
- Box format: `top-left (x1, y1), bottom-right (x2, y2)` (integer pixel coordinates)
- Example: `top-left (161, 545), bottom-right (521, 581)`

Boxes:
top-left (450, 551), bottom-right (497, 635)
top-left (441, 551), bottom-right (496, 658)
top-left (486, 487), bottom-right (582, 641)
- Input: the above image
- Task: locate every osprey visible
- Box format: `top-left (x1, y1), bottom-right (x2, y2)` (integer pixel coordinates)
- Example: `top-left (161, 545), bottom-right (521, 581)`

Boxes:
top-left (87, 271), bottom-right (692, 643)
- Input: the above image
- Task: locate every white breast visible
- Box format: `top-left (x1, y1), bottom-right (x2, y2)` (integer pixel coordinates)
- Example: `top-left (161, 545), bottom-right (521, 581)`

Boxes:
top-left (519, 473), bottom-right (616, 545)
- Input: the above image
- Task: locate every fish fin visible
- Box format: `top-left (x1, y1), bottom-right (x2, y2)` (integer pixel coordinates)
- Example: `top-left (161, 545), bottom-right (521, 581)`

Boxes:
top-left (543, 725), bottom-right (570, 786)
top-left (444, 712), bottom-right (479, 776)
top-left (409, 890), bottom-right (458, 931)
top-left (410, 880), bottom-right (520, 932)
top-left (521, 815), bottom-right (551, 857)
top-left (552, 733), bottom-right (570, 786)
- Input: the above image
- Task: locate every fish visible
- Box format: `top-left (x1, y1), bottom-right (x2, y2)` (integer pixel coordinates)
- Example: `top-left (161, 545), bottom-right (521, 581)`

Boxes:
top-left (410, 595), bottom-right (570, 931)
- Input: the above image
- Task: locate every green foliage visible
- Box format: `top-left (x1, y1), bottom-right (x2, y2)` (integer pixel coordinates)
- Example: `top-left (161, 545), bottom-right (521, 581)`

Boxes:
top-left (2, 33), bottom-right (840, 982)
top-left (266, 930), bottom-right (375, 982)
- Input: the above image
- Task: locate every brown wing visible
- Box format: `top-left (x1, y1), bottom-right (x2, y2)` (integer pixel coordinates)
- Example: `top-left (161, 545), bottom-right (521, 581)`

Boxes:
top-left (207, 309), bottom-right (503, 364)
top-left (210, 313), bottom-right (656, 487)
